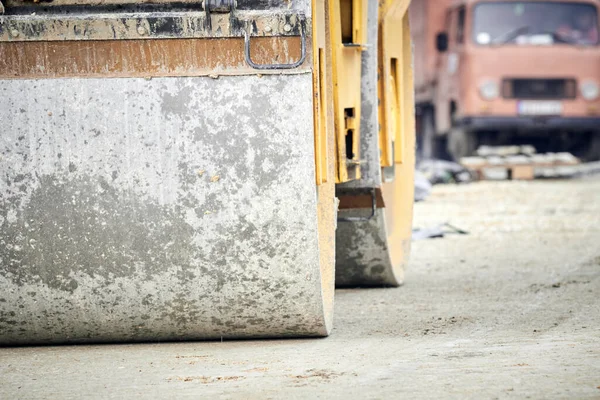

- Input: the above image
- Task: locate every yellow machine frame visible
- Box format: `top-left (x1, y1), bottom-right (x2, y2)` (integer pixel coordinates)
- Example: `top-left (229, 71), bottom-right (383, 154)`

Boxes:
top-left (328, 0), bottom-right (368, 183)
top-left (379, 0), bottom-right (414, 171)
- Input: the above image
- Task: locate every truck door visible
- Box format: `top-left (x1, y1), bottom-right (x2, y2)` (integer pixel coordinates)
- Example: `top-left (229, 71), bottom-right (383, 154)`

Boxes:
top-left (436, 4), bottom-right (466, 133)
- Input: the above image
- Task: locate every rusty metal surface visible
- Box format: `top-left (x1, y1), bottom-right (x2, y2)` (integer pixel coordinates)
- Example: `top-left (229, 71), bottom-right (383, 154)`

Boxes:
top-left (243, 20), bottom-right (307, 70)
top-left (4, 0), bottom-right (309, 10)
top-left (0, 36), bottom-right (307, 79)
top-left (4, 0), bottom-right (199, 6)
top-left (0, 12), bottom-right (306, 42)
top-left (338, 190), bottom-right (384, 209)
top-left (0, 73), bottom-right (334, 344)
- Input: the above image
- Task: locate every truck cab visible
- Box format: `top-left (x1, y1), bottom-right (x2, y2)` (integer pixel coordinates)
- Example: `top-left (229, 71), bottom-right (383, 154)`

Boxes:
top-left (413, 0), bottom-right (600, 160)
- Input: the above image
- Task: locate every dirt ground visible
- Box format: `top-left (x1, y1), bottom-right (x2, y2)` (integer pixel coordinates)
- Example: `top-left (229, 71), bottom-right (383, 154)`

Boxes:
top-left (1, 178), bottom-right (599, 399)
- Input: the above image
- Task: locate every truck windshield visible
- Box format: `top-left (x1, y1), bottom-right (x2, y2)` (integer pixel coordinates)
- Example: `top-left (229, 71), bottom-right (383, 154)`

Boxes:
top-left (473, 2), bottom-right (599, 46)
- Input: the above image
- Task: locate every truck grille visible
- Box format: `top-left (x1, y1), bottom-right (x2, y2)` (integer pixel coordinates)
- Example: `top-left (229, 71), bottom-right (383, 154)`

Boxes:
top-left (502, 79), bottom-right (577, 100)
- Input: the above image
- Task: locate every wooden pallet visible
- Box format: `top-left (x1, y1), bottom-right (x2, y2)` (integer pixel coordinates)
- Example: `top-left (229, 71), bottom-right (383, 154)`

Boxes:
top-left (461, 150), bottom-right (580, 181)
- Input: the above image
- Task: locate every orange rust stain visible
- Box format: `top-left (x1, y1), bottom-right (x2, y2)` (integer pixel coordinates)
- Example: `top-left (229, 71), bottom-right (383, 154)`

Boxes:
top-left (0, 37), bottom-right (308, 79)
top-left (337, 189), bottom-right (385, 210)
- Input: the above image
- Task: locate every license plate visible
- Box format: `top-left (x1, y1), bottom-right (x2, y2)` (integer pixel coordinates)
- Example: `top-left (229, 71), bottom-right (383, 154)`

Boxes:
top-left (518, 101), bottom-right (562, 116)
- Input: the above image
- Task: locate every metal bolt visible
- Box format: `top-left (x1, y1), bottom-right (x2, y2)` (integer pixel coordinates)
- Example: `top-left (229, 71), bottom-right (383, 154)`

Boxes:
top-left (137, 26), bottom-right (147, 36)
top-left (10, 29), bottom-right (19, 38)
top-left (283, 24), bottom-right (292, 33)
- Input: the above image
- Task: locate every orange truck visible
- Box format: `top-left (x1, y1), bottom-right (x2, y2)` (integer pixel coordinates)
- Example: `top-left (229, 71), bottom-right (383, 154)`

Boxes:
top-left (410, 0), bottom-right (600, 160)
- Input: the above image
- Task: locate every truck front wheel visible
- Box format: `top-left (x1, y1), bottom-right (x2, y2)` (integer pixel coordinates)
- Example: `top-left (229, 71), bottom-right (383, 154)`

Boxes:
top-left (447, 127), bottom-right (477, 161)
top-left (419, 108), bottom-right (436, 159)
top-left (584, 131), bottom-right (600, 162)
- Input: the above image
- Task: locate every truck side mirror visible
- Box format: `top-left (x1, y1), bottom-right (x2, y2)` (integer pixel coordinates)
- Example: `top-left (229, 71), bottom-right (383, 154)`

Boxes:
top-left (436, 32), bottom-right (449, 52)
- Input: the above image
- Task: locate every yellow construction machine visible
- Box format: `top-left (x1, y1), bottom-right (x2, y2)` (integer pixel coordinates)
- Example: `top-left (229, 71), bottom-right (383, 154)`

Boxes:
top-left (0, 0), bottom-right (415, 344)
